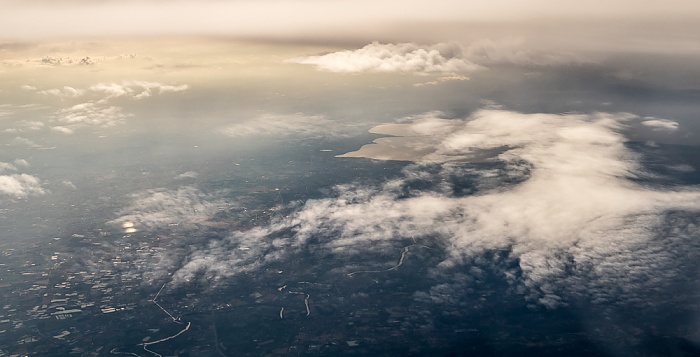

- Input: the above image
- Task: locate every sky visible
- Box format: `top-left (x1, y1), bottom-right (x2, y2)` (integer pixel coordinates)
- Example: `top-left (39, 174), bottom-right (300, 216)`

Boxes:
top-left (2, 0), bottom-right (700, 50)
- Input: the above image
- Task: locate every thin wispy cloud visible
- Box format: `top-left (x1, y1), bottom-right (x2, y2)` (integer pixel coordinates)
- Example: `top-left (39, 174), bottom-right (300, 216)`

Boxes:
top-left (90, 81), bottom-right (189, 100)
top-left (413, 75), bottom-right (469, 87)
top-left (218, 113), bottom-right (358, 139)
top-left (10, 136), bottom-right (41, 147)
top-left (51, 126), bottom-right (74, 134)
top-left (0, 162), bottom-right (17, 172)
top-left (642, 118), bottom-right (680, 131)
top-left (176, 171), bottom-right (199, 180)
top-left (42, 80), bottom-right (189, 132)
top-left (55, 102), bottom-right (128, 127)
top-left (39, 86), bottom-right (84, 98)
top-left (108, 186), bottom-right (224, 232)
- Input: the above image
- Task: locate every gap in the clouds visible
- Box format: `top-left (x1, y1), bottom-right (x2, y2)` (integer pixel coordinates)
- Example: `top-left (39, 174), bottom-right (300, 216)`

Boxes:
top-left (628, 142), bottom-right (700, 187)
top-left (396, 160), bottom-right (532, 199)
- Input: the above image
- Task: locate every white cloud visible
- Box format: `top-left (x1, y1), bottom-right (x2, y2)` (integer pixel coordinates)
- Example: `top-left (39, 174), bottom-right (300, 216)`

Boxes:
top-left (108, 186), bottom-right (223, 232)
top-left (171, 109), bottom-right (700, 308)
top-left (62, 180), bottom-right (77, 189)
top-left (642, 118), bottom-right (679, 131)
top-left (51, 126), bottom-right (74, 134)
top-left (10, 136), bottom-right (40, 147)
top-left (13, 159), bottom-right (29, 167)
top-left (176, 171), bottom-right (198, 180)
top-left (0, 162), bottom-right (17, 172)
top-left (218, 113), bottom-right (353, 138)
top-left (39, 86), bottom-right (85, 98)
top-left (667, 164), bottom-right (695, 173)
top-left (171, 226), bottom-right (286, 285)
top-left (20, 120), bottom-right (44, 131)
top-left (20, 85), bottom-right (37, 91)
top-left (40, 80), bottom-right (188, 133)
top-left (288, 42), bottom-right (482, 74)
top-left (413, 75), bottom-right (469, 87)
top-left (89, 80), bottom-right (189, 100)
top-left (89, 83), bottom-right (132, 98)
top-left (55, 102), bottom-right (128, 127)
top-left (0, 173), bottom-right (45, 198)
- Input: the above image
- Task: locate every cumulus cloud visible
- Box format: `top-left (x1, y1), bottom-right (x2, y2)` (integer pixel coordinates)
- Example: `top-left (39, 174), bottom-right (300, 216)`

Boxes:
top-left (108, 186), bottom-right (223, 232)
top-left (288, 42), bottom-right (482, 74)
top-left (0, 159), bottom-right (44, 198)
top-left (218, 113), bottom-right (353, 138)
top-left (0, 173), bottom-right (45, 198)
top-left (171, 109), bottom-right (700, 308)
top-left (642, 118), bottom-right (679, 131)
top-left (20, 84), bottom-right (37, 91)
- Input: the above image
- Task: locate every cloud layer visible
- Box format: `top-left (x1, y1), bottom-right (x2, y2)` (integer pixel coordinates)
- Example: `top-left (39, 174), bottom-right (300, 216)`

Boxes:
top-left (169, 109), bottom-right (700, 307)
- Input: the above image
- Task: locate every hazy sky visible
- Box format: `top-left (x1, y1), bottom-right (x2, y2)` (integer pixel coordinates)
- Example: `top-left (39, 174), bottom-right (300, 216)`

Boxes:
top-left (2, 0), bottom-right (700, 53)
